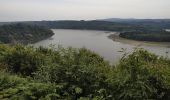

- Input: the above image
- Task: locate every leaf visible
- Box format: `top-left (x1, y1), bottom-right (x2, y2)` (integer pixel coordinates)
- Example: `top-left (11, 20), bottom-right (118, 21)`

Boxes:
top-left (75, 87), bottom-right (82, 94)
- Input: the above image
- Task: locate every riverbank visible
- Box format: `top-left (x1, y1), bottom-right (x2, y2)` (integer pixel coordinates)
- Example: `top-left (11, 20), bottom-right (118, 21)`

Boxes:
top-left (108, 33), bottom-right (170, 48)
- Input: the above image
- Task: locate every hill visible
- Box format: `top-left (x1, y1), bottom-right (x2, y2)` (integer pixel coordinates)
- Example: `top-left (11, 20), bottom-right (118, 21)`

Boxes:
top-left (24, 20), bottom-right (170, 42)
top-left (0, 23), bottom-right (54, 44)
top-left (1, 20), bottom-right (170, 42)
top-left (119, 30), bottom-right (170, 42)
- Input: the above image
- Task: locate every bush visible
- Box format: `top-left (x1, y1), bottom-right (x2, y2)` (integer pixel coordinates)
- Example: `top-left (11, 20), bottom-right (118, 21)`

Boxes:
top-left (34, 47), bottom-right (112, 99)
top-left (0, 44), bottom-right (170, 99)
top-left (2, 44), bottom-right (45, 76)
top-left (108, 49), bottom-right (170, 99)
top-left (0, 72), bottom-right (63, 99)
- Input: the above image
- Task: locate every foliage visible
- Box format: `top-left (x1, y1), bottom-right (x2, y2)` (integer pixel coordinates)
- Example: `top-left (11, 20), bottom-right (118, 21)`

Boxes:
top-left (17, 20), bottom-right (170, 42)
top-left (108, 49), bottom-right (170, 99)
top-left (1, 20), bottom-right (170, 42)
top-left (120, 31), bottom-right (170, 42)
top-left (21, 20), bottom-right (170, 32)
top-left (34, 47), bottom-right (112, 99)
top-left (0, 23), bottom-right (54, 44)
top-left (1, 44), bottom-right (45, 76)
top-left (0, 72), bottom-right (64, 100)
top-left (0, 44), bottom-right (170, 99)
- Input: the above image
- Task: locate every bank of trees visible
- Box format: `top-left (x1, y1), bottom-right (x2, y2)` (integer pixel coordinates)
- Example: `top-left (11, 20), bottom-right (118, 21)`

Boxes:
top-left (120, 30), bottom-right (170, 42)
top-left (0, 44), bottom-right (170, 99)
top-left (1, 21), bottom-right (170, 42)
top-left (0, 24), bottom-right (54, 44)
top-left (15, 20), bottom-right (170, 42)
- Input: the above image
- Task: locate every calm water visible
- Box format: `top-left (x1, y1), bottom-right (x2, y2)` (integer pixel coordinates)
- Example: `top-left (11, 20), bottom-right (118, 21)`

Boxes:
top-left (34, 29), bottom-right (170, 64)
top-left (166, 29), bottom-right (170, 32)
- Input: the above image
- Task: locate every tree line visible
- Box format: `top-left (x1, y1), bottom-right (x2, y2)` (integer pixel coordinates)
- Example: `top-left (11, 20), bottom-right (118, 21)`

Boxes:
top-left (120, 30), bottom-right (170, 42)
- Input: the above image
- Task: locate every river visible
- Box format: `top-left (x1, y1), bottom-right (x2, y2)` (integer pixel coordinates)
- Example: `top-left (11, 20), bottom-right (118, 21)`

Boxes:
top-left (34, 29), bottom-right (170, 64)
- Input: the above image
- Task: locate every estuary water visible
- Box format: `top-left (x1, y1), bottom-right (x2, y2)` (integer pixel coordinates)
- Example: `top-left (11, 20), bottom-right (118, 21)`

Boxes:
top-left (34, 29), bottom-right (170, 64)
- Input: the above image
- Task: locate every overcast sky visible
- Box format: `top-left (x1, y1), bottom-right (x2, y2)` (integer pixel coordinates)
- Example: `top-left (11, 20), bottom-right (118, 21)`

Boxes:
top-left (0, 0), bottom-right (170, 22)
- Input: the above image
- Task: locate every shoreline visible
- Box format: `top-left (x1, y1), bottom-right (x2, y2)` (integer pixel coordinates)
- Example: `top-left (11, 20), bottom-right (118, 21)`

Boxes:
top-left (52, 29), bottom-right (170, 48)
top-left (108, 33), bottom-right (170, 48)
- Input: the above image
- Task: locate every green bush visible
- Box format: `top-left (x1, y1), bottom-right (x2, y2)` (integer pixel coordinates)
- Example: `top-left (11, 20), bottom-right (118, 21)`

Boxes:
top-left (0, 72), bottom-right (63, 100)
top-left (0, 44), bottom-right (170, 99)
top-left (108, 49), bottom-right (170, 99)
top-left (34, 47), bottom-right (112, 99)
top-left (2, 44), bottom-right (45, 76)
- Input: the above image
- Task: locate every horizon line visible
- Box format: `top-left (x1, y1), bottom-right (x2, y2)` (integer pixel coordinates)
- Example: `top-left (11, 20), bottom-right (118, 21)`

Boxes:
top-left (1, 18), bottom-right (170, 23)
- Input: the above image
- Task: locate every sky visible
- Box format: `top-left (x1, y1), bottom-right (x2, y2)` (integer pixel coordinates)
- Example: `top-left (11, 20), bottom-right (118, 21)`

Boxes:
top-left (0, 0), bottom-right (170, 22)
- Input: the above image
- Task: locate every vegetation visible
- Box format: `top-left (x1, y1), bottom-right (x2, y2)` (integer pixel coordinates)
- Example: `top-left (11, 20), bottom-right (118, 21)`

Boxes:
top-left (1, 20), bottom-right (170, 42)
top-left (102, 18), bottom-right (170, 29)
top-left (120, 30), bottom-right (170, 42)
top-left (0, 44), bottom-right (170, 99)
top-left (17, 20), bottom-right (170, 31)
top-left (0, 23), bottom-right (54, 44)
top-left (15, 20), bottom-right (170, 42)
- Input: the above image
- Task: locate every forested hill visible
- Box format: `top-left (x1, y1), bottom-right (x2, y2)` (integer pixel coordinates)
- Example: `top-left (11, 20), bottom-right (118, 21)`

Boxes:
top-left (119, 31), bottom-right (170, 42)
top-left (0, 23), bottom-right (54, 44)
top-left (5, 19), bottom-right (169, 31)
top-left (1, 20), bottom-right (170, 31)
top-left (1, 20), bottom-right (170, 42)
top-left (23, 20), bottom-right (141, 31)
top-left (24, 20), bottom-right (170, 42)
top-left (100, 18), bottom-right (170, 29)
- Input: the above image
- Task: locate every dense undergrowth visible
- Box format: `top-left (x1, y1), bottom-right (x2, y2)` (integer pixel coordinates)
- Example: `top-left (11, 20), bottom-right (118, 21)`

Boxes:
top-left (0, 44), bottom-right (170, 100)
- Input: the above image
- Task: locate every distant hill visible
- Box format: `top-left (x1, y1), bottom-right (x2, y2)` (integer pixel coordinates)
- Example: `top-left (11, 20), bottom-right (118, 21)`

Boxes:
top-left (1, 19), bottom-right (170, 29)
top-left (0, 23), bottom-right (54, 44)
top-left (21, 20), bottom-right (142, 32)
top-left (99, 18), bottom-right (170, 29)
top-left (99, 18), bottom-right (170, 22)
top-left (1, 19), bottom-right (170, 42)
top-left (98, 18), bottom-right (170, 42)
top-left (0, 22), bottom-right (12, 26)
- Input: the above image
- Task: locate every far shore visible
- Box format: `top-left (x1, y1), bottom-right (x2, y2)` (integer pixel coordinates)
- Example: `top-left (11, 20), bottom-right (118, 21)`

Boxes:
top-left (51, 29), bottom-right (170, 48)
top-left (108, 33), bottom-right (170, 48)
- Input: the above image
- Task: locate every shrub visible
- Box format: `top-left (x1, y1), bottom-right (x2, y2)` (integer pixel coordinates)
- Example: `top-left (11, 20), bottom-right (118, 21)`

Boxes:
top-left (0, 44), bottom-right (170, 99)
top-left (108, 49), bottom-right (170, 99)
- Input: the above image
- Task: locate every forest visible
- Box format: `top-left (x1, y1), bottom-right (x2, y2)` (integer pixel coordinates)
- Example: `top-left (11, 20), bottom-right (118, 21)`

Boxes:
top-left (22, 20), bottom-right (165, 32)
top-left (0, 44), bottom-right (170, 99)
top-left (3, 20), bottom-right (170, 42)
top-left (1, 20), bottom-right (170, 42)
top-left (119, 30), bottom-right (170, 42)
top-left (0, 23), bottom-right (54, 44)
